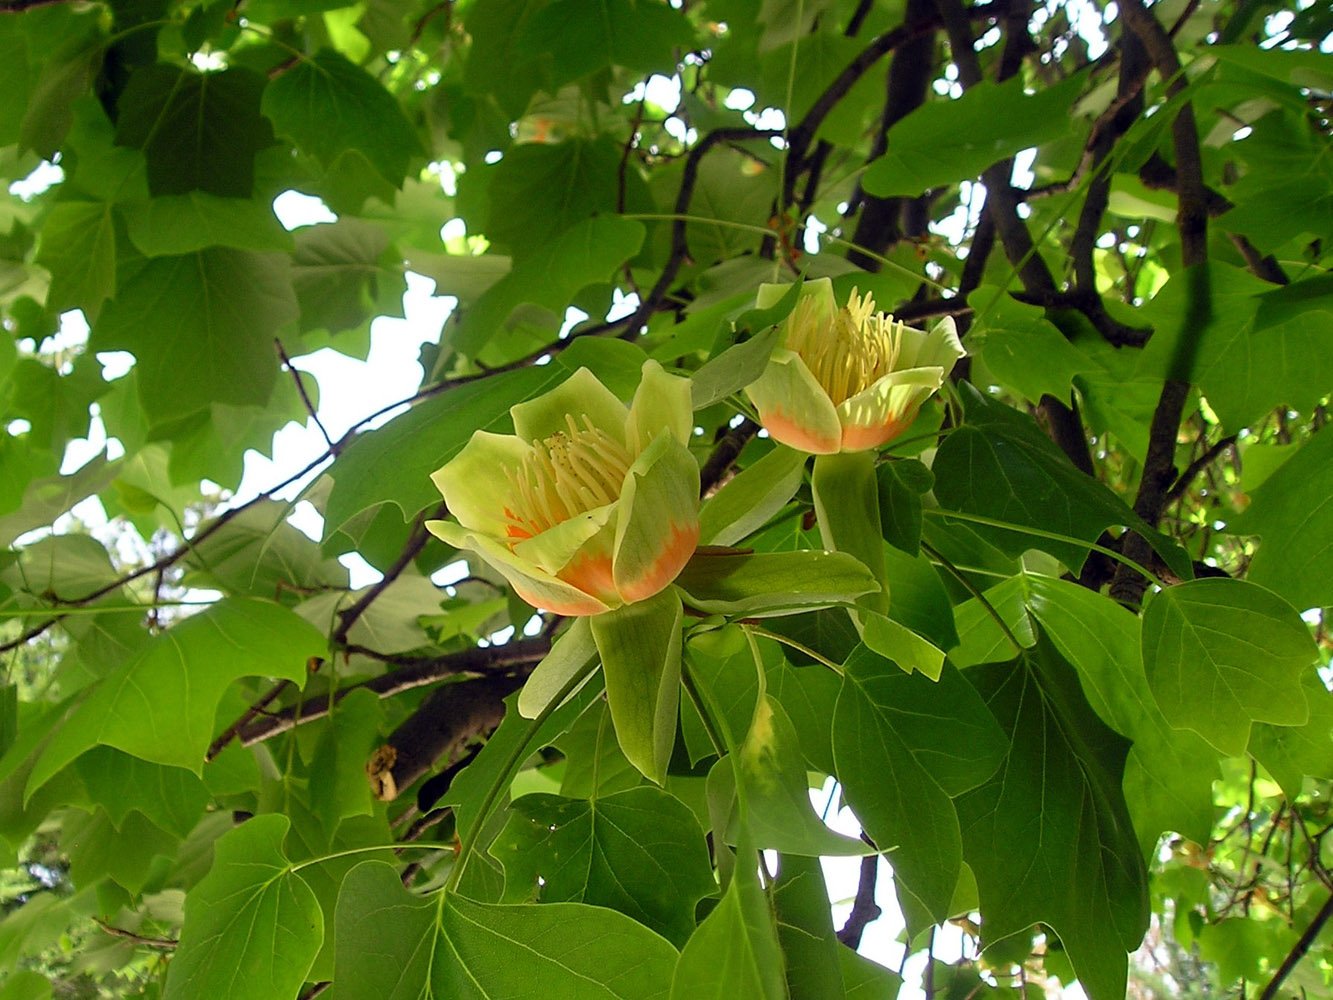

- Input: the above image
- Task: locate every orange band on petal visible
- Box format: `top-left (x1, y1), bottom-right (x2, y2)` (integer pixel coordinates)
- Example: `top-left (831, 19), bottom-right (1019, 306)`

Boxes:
top-left (618, 521), bottom-right (700, 604)
top-left (762, 409), bottom-right (841, 455)
top-left (560, 551), bottom-right (617, 605)
top-left (841, 413), bottom-right (911, 452)
top-left (508, 578), bottom-right (610, 617)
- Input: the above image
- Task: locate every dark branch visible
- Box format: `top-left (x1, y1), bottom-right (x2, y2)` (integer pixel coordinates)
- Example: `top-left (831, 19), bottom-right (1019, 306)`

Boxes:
top-left (369, 673), bottom-right (521, 802)
top-left (1258, 889), bottom-right (1333, 1000)
top-left (836, 855), bottom-right (882, 948)
top-left (332, 504), bottom-right (443, 647)
top-left (227, 637), bottom-right (550, 748)
top-left (1111, 0), bottom-right (1212, 605)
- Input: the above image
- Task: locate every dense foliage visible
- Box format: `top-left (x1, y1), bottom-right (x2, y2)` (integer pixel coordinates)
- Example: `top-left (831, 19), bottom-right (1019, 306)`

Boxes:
top-left (0, 0), bottom-right (1330, 997)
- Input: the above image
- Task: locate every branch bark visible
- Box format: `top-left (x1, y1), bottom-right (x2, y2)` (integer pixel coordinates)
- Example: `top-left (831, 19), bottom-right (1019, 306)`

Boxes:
top-left (1111, 0), bottom-right (1212, 605)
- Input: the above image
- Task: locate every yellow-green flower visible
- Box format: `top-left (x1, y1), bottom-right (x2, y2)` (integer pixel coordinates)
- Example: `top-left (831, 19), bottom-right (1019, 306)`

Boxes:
top-left (428, 361), bottom-right (700, 617)
top-left (745, 278), bottom-right (965, 454)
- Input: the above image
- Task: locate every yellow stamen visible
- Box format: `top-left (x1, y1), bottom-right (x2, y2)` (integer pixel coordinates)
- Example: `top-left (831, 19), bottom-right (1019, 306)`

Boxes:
top-left (785, 288), bottom-right (907, 406)
top-left (505, 415), bottom-right (633, 536)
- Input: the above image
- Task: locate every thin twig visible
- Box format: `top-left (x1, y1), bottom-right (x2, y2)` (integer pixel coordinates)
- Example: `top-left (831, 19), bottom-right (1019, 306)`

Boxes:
top-left (94, 919), bottom-right (177, 950)
top-left (332, 504), bottom-right (443, 647)
top-left (275, 338), bottom-right (334, 450)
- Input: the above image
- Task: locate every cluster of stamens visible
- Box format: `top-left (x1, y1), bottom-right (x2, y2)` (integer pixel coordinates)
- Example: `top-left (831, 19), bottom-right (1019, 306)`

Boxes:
top-left (504, 414), bottom-right (633, 537)
top-left (785, 288), bottom-right (906, 406)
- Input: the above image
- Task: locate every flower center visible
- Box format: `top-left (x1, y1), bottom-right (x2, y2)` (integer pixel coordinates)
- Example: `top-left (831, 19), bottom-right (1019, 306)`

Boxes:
top-left (785, 288), bottom-right (906, 406)
top-left (505, 414), bottom-right (633, 537)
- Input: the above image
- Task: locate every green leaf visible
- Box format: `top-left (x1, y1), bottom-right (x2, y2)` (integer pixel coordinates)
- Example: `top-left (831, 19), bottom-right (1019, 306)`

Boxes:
top-left (91, 248), bottom-right (299, 427)
top-left (1022, 575), bottom-right (1218, 853)
top-left (592, 587), bottom-right (683, 784)
top-left (325, 367), bottom-right (561, 535)
top-left (861, 611), bottom-right (945, 681)
top-left (308, 688), bottom-right (385, 830)
top-left (863, 75), bottom-right (1084, 197)
top-left (690, 325), bottom-right (782, 411)
top-left (839, 949), bottom-right (902, 999)
top-left (552, 699), bottom-right (642, 798)
top-left (450, 215), bottom-right (646, 358)
top-left (834, 649), bottom-right (1006, 929)
top-left (183, 500), bottom-right (349, 599)
top-left (934, 383), bottom-right (1189, 577)
top-left (291, 218), bottom-right (405, 335)
top-left (0, 24), bottom-right (33, 149)
top-left (1138, 262), bottom-right (1333, 431)
top-left (124, 192), bottom-right (294, 256)
top-left (949, 575), bottom-right (1035, 669)
top-left (115, 64), bottom-right (271, 198)
top-left (164, 815), bottom-right (321, 1000)
top-left (34, 200), bottom-right (116, 319)
top-left (957, 638), bottom-right (1149, 1000)
top-left (27, 598), bottom-right (324, 792)
top-left (479, 138), bottom-right (627, 257)
top-left (1248, 670), bottom-right (1333, 802)
top-left (875, 458), bottom-right (933, 556)
top-left (64, 807), bottom-right (179, 895)
top-left (333, 861), bottom-right (679, 999)
top-left (813, 450), bottom-right (888, 617)
top-left (772, 853), bottom-right (848, 1000)
top-left (19, 23), bottom-right (102, 157)
top-left (1141, 578), bottom-right (1317, 756)
top-left (518, 617), bottom-right (597, 719)
top-left (0, 969), bottom-right (50, 1000)
top-left (1229, 426), bottom-right (1333, 613)
top-left (713, 695), bottom-right (868, 856)
top-left (670, 843), bottom-right (786, 1000)
top-left (441, 685), bottom-right (603, 840)
top-left (262, 49), bottom-right (421, 188)
top-left (72, 746), bottom-right (208, 839)
top-left (491, 786), bottom-right (714, 945)
top-left (675, 549), bottom-right (877, 617)
top-left (518, 0), bottom-right (694, 89)
top-left (699, 444), bottom-right (806, 547)
top-left (967, 286), bottom-right (1095, 404)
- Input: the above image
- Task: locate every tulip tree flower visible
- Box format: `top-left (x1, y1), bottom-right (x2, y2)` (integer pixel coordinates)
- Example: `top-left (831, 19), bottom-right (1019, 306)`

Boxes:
top-left (745, 277), bottom-right (964, 455)
top-left (746, 278), bottom-right (964, 621)
top-left (428, 361), bottom-right (699, 618)
top-left (428, 360), bottom-right (699, 783)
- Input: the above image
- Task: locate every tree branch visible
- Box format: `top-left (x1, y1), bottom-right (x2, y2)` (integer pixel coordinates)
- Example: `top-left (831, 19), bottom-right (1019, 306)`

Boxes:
top-left (1258, 889), bottom-right (1333, 1000)
top-left (837, 855), bottom-right (882, 948)
top-left (1111, 0), bottom-right (1212, 605)
top-left (225, 637), bottom-right (550, 749)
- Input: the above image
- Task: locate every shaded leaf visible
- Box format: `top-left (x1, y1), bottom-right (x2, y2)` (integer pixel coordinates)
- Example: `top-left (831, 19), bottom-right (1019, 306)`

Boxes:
top-left (957, 638), bottom-right (1149, 1000)
top-left (1141, 579), bottom-right (1316, 756)
top-left (115, 64), bottom-right (271, 198)
top-left (262, 49), bottom-right (421, 188)
top-left (491, 786), bottom-right (714, 945)
top-left (92, 248), bottom-right (299, 427)
top-left (333, 861), bottom-right (679, 999)
top-left (164, 815), bottom-right (321, 1000)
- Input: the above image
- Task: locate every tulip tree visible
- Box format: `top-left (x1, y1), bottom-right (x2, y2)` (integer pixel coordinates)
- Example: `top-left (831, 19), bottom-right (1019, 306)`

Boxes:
top-left (0, 0), bottom-right (1330, 997)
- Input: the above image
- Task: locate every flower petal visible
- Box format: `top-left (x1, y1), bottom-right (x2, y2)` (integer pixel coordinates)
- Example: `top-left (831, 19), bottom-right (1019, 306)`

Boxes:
top-left (892, 314), bottom-right (966, 370)
top-left (512, 503), bottom-right (616, 575)
top-left (757, 275), bottom-right (836, 318)
top-left (745, 350), bottom-right (843, 455)
top-left (510, 367), bottom-right (629, 445)
top-left (836, 366), bottom-right (944, 451)
top-left (626, 360), bottom-right (693, 452)
top-left (426, 522), bottom-right (613, 617)
top-left (612, 434), bottom-right (700, 604)
top-left (430, 431), bottom-right (531, 537)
